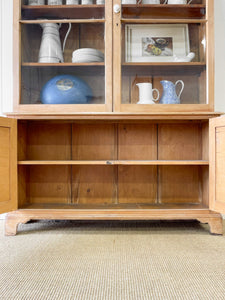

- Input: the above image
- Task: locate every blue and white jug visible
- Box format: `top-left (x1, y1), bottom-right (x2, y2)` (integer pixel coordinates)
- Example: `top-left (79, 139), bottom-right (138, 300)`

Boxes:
top-left (159, 80), bottom-right (184, 104)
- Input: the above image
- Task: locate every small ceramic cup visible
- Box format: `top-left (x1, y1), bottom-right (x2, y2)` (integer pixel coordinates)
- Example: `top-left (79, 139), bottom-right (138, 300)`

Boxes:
top-left (142, 0), bottom-right (167, 4)
top-left (28, 0), bottom-right (45, 4)
top-left (47, 0), bottom-right (62, 4)
top-left (167, 0), bottom-right (192, 4)
top-left (122, 0), bottom-right (137, 4)
top-left (66, 0), bottom-right (79, 4)
top-left (81, 0), bottom-right (93, 4)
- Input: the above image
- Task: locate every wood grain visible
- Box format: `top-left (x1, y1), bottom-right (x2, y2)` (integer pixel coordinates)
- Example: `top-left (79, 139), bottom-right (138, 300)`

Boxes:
top-left (118, 166), bottom-right (157, 204)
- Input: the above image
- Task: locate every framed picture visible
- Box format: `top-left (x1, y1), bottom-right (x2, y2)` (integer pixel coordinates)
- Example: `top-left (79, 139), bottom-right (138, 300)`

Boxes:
top-left (125, 24), bottom-right (190, 62)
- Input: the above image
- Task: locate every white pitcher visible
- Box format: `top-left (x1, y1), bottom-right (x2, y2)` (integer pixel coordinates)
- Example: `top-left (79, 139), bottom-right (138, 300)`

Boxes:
top-left (38, 23), bottom-right (71, 63)
top-left (136, 83), bottom-right (159, 104)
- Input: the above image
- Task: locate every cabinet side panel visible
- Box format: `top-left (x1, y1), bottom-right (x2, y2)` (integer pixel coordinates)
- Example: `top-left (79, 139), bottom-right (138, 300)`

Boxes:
top-left (0, 127), bottom-right (10, 203)
top-left (215, 127), bottom-right (225, 206)
top-left (118, 166), bottom-right (157, 204)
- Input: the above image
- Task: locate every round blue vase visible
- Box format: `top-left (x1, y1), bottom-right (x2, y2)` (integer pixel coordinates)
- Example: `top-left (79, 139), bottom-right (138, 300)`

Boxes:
top-left (41, 75), bottom-right (93, 104)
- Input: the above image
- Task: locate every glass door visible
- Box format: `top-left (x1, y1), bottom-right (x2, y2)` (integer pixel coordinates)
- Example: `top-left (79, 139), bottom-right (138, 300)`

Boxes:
top-left (14, 0), bottom-right (113, 113)
top-left (113, 0), bottom-right (214, 113)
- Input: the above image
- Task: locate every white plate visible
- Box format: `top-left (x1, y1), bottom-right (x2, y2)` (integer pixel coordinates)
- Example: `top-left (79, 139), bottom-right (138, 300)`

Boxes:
top-left (72, 48), bottom-right (104, 58)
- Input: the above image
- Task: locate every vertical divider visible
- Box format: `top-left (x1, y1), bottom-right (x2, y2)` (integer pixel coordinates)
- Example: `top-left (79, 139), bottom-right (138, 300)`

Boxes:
top-left (70, 122), bottom-right (73, 204)
top-left (157, 123), bottom-right (160, 205)
top-left (114, 123), bottom-right (118, 204)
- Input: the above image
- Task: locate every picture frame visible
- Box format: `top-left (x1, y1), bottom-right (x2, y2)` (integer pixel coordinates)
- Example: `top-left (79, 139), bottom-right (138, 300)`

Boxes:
top-left (125, 24), bottom-right (190, 62)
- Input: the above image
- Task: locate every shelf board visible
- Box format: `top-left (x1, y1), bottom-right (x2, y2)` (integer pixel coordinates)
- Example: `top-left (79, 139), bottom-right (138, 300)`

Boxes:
top-left (21, 203), bottom-right (209, 211)
top-left (18, 160), bottom-right (209, 166)
top-left (122, 4), bottom-right (206, 20)
top-left (122, 62), bottom-right (206, 75)
top-left (22, 62), bottom-right (105, 67)
top-left (121, 18), bottom-right (207, 23)
top-left (123, 62), bottom-right (205, 66)
top-left (20, 19), bottom-right (105, 24)
top-left (21, 5), bottom-right (105, 20)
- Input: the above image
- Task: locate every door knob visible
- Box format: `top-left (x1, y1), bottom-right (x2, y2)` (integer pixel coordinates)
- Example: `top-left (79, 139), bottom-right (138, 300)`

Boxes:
top-left (114, 4), bottom-right (121, 14)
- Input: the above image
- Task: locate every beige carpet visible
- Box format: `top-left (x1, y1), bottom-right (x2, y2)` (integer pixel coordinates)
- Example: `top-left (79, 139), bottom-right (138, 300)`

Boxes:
top-left (0, 220), bottom-right (225, 300)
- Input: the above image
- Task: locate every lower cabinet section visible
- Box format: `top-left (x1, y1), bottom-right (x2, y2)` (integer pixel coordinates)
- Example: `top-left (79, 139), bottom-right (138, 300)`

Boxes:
top-left (18, 165), bottom-right (207, 208)
top-left (4, 119), bottom-right (223, 235)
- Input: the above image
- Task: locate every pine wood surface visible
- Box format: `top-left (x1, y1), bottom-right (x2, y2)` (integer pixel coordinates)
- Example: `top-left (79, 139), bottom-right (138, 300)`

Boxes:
top-left (5, 0), bottom-right (224, 235)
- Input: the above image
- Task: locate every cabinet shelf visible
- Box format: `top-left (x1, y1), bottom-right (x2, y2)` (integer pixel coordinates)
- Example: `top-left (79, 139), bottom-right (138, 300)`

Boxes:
top-left (20, 19), bottom-right (105, 24)
top-left (122, 62), bottom-right (206, 75)
top-left (18, 160), bottom-right (209, 166)
top-left (21, 203), bottom-right (209, 211)
top-left (122, 4), bottom-right (205, 20)
top-left (22, 62), bottom-right (105, 67)
top-left (21, 5), bottom-right (105, 20)
top-left (121, 18), bottom-right (207, 24)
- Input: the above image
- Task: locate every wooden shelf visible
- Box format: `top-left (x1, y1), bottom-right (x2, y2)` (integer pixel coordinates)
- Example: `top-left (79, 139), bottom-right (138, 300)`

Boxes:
top-left (121, 18), bottom-right (207, 24)
top-left (18, 160), bottom-right (209, 166)
top-left (21, 4), bottom-right (105, 20)
top-left (21, 203), bottom-right (209, 211)
top-left (22, 62), bottom-right (105, 67)
top-left (122, 62), bottom-right (206, 75)
top-left (122, 4), bottom-right (206, 20)
top-left (20, 19), bottom-right (105, 24)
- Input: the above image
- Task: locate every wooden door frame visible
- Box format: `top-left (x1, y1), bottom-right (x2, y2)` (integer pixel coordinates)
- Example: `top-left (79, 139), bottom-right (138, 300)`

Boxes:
top-left (0, 117), bottom-right (17, 214)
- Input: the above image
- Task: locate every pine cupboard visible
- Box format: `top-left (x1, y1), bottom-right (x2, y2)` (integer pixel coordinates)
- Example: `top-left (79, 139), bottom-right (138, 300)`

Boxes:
top-left (0, 0), bottom-right (224, 235)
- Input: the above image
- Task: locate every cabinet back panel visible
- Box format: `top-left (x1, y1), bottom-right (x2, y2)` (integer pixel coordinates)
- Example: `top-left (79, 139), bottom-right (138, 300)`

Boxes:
top-left (21, 67), bottom-right (105, 105)
top-left (28, 166), bottom-right (71, 204)
top-left (118, 124), bottom-right (157, 160)
top-left (72, 124), bottom-right (116, 160)
top-left (72, 166), bottom-right (116, 205)
top-left (158, 123), bottom-right (202, 160)
top-left (0, 128), bottom-right (10, 203)
top-left (159, 166), bottom-right (201, 204)
top-left (27, 123), bottom-right (71, 160)
top-left (118, 166), bottom-right (157, 204)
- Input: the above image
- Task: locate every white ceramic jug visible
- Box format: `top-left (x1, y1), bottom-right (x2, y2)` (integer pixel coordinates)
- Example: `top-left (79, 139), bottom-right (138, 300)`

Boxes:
top-left (136, 83), bottom-right (159, 104)
top-left (38, 23), bottom-right (71, 63)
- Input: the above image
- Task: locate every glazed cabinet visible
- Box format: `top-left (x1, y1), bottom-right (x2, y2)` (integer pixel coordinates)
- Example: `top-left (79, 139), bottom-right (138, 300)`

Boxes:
top-left (14, 0), bottom-right (213, 113)
top-left (0, 0), bottom-right (224, 235)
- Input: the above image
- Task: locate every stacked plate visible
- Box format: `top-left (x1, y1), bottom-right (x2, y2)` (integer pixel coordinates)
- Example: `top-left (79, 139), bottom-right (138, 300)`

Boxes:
top-left (72, 48), bottom-right (104, 63)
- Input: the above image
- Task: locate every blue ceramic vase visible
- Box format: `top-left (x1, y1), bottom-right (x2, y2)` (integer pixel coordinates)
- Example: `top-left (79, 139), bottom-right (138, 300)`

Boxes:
top-left (41, 75), bottom-right (93, 104)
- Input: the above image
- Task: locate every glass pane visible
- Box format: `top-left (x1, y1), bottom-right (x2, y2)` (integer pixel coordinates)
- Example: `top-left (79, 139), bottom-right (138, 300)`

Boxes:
top-left (121, 22), bottom-right (207, 105)
top-left (121, 0), bottom-right (205, 20)
top-left (21, 21), bottom-right (105, 105)
top-left (21, 0), bottom-right (105, 20)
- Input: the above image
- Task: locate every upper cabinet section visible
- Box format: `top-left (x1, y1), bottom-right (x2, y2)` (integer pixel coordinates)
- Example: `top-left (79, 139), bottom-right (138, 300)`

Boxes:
top-left (14, 0), bottom-right (112, 113)
top-left (113, 0), bottom-right (214, 113)
top-left (14, 0), bottom-right (214, 114)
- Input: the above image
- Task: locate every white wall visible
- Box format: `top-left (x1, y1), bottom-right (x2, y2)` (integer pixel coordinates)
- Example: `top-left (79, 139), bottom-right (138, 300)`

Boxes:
top-left (0, 1), bottom-right (225, 113)
top-left (0, 0), bottom-right (13, 115)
